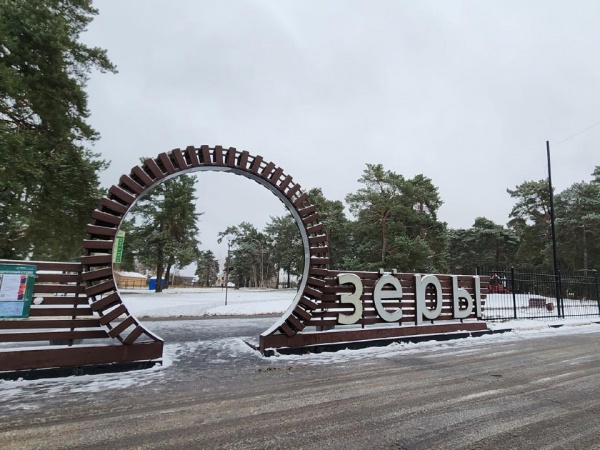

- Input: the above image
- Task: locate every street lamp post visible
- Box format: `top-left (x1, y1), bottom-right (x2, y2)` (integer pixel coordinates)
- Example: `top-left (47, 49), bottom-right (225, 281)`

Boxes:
top-left (224, 236), bottom-right (232, 306)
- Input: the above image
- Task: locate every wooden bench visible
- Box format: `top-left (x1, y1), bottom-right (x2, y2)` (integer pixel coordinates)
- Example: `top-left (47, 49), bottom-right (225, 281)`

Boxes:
top-left (528, 297), bottom-right (546, 308)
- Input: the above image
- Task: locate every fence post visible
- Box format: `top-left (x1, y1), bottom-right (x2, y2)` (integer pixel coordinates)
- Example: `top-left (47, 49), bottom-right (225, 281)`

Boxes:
top-left (558, 269), bottom-right (565, 318)
top-left (595, 272), bottom-right (600, 317)
top-left (511, 267), bottom-right (517, 319)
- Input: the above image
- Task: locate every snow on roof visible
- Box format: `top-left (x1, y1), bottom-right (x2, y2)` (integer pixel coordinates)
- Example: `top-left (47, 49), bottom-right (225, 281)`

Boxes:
top-left (115, 271), bottom-right (147, 279)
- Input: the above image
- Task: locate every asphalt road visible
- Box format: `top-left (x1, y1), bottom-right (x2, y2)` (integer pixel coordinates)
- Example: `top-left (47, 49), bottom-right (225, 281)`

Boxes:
top-left (1, 318), bottom-right (600, 449)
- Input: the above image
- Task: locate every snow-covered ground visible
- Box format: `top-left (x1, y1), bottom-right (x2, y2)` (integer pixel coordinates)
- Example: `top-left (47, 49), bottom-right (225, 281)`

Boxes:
top-left (1, 287), bottom-right (599, 403)
top-left (120, 287), bottom-right (296, 318)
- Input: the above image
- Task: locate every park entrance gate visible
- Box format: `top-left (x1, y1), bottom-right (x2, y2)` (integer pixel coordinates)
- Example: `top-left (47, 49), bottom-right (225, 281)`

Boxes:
top-left (0, 145), bottom-right (489, 377)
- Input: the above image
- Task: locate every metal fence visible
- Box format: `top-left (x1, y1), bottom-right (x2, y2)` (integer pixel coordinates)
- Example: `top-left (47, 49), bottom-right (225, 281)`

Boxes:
top-left (476, 267), bottom-right (600, 321)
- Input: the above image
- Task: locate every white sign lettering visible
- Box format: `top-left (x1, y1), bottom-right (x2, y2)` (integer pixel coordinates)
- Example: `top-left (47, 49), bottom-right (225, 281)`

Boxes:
top-left (336, 273), bottom-right (482, 325)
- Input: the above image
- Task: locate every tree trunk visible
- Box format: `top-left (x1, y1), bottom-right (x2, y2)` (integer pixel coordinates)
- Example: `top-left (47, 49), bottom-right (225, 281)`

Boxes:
top-left (155, 254), bottom-right (164, 293)
top-left (164, 262), bottom-right (172, 289)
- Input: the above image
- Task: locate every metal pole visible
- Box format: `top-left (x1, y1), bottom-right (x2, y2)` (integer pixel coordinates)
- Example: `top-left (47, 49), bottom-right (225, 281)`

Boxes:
top-left (511, 267), bottom-right (517, 319)
top-left (225, 241), bottom-right (231, 306)
top-left (595, 271), bottom-right (600, 317)
top-left (547, 141), bottom-right (563, 318)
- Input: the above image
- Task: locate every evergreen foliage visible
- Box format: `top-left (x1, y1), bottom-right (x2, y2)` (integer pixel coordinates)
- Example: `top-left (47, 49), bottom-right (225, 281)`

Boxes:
top-left (123, 175), bottom-right (201, 292)
top-left (0, 0), bottom-right (116, 260)
top-left (195, 250), bottom-right (219, 287)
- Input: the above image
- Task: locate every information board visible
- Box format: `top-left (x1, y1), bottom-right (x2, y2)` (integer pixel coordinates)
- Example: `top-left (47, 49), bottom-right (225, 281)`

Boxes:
top-left (0, 264), bottom-right (37, 318)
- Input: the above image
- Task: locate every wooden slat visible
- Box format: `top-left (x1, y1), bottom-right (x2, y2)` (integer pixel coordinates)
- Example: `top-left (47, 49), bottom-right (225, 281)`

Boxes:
top-left (119, 174), bottom-right (145, 195)
top-left (99, 304), bottom-right (127, 325)
top-left (270, 167), bottom-right (284, 182)
top-left (29, 307), bottom-right (94, 317)
top-left (310, 246), bottom-right (329, 255)
top-left (0, 260), bottom-right (82, 272)
top-left (293, 306), bottom-right (312, 321)
top-left (81, 267), bottom-right (113, 282)
top-left (307, 276), bottom-right (327, 288)
top-left (309, 267), bottom-right (329, 277)
top-left (86, 224), bottom-right (117, 238)
top-left (285, 183), bottom-right (301, 199)
top-left (279, 322), bottom-right (295, 337)
top-left (0, 319), bottom-right (101, 329)
top-left (226, 147), bottom-right (237, 167)
top-left (144, 158), bottom-right (166, 180)
top-left (108, 316), bottom-right (136, 338)
top-left (287, 314), bottom-right (305, 332)
top-left (33, 285), bottom-right (85, 294)
top-left (171, 148), bottom-right (189, 169)
top-left (158, 152), bottom-right (177, 174)
top-left (82, 240), bottom-right (114, 251)
top-left (123, 326), bottom-right (145, 345)
top-left (91, 209), bottom-right (121, 225)
top-left (186, 146), bottom-right (200, 166)
top-left (0, 330), bottom-right (108, 342)
top-left (302, 213), bottom-right (320, 225)
top-left (261, 162), bottom-right (275, 178)
top-left (306, 223), bottom-right (325, 234)
top-left (238, 150), bottom-right (250, 169)
top-left (90, 292), bottom-right (121, 312)
top-left (132, 166), bottom-right (155, 187)
top-left (100, 197), bottom-right (129, 215)
top-left (86, 280), bottom-right (115, 297)
top-left (294, 192), bottom-right (309, 207)
top-left (299, 296), bottom-right (318, 310)
top-left (298, 205), bottom-right (316, 218)
top-left (304, 286), bottom-right (323, 300)
top-left (201, 145), bottom-right (212, 164)
top-left (0, 342), bottom-right (163, 371)
top-left (39, 297), bottom-right (88, 305)
top-left (35, 273), bottom-right (80, 283)
top-left (108, 185), bottom-right (135, 205)
top-left (279, 175), bottom-right (293, 191)
top-left (309, 235), bottom-right (328, 245)
top-left (81, 254), bottom-right (112, 266)
top-left (214, 145), bottom-right (224, 165)
top-left (250, 155), bottom-right (263, 173)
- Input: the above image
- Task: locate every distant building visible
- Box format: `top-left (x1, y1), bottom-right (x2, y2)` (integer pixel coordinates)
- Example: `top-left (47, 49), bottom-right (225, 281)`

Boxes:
top-left (115, 271), bottom-right (147, 289)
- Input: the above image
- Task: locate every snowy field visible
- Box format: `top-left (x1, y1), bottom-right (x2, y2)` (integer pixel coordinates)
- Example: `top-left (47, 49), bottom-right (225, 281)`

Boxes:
top-left (120, 287), bottom-right (296, 318)
top-left (120, 288), bottom-right (600, 327)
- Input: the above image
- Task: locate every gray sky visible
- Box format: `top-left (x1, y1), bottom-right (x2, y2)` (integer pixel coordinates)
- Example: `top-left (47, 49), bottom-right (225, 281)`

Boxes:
top-left (83, 0), bottom-right (600, 268)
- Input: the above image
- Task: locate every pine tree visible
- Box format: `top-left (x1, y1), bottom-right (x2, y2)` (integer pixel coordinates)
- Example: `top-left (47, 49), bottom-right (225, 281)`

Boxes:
top-left (0, 0), bottom-right (116, 260)
top-left (126, 175), bottom-right (201, 292)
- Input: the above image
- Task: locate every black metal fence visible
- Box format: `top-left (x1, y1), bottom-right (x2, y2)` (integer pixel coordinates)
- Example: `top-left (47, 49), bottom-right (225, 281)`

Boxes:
top-left (477, 267), bottom-right (600, 321)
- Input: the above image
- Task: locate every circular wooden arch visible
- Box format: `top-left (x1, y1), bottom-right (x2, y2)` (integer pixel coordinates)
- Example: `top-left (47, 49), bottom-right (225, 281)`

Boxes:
top-left (81, 146), bottom-right (329, 347)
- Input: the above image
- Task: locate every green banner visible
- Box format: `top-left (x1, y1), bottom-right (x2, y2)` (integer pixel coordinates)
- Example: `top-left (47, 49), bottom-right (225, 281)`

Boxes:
top-left (113, 230), bottom-right (126, 264)
top-left (0, 264), bottom-right (37, 319)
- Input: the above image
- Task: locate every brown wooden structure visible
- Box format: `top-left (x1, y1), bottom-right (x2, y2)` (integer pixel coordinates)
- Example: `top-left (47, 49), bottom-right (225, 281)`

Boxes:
top-left (0, 145), bottom-right (489, 376)
top-left (0, 260), bottom-right (162, 373)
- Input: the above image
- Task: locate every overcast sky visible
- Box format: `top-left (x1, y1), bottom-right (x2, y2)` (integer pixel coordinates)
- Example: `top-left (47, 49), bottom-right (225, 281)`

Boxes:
top-left (82, 0), bottom-right (600, 268)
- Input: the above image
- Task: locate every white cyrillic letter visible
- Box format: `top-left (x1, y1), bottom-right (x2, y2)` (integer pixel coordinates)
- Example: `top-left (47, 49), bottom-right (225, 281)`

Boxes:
top-left (451, 276), bottom-right (474, 319)
top-left (415, 275), bottom-right (443, 325)
top-left (336, 273), bottom-right (363, 325)
top-left (373, 274), bottom-right (403, 322)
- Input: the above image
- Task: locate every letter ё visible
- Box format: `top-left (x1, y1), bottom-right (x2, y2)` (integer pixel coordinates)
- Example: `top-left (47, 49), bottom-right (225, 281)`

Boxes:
top-left (373, 274), bottom-right (403, 322)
